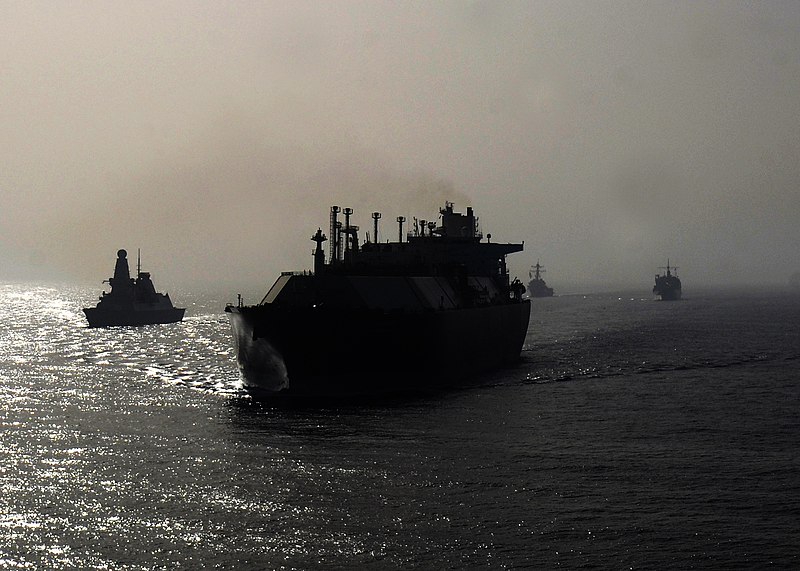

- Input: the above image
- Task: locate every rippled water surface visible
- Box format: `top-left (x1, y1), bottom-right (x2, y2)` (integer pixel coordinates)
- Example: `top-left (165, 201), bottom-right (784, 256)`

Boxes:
top-left (1, 283), bottom-right (798, 568)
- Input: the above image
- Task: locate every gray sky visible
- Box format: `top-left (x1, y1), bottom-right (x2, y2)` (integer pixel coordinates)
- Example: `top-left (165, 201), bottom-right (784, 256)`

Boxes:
top-left (2, 1), bottom-right (799, 292)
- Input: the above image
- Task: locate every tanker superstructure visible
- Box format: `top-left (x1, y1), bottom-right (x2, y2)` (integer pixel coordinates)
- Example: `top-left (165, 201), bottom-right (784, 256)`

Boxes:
top-left (225, 203), bottom-right (531, 395)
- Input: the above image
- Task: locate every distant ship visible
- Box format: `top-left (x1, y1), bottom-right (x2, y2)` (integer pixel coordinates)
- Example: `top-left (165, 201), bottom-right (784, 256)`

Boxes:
top-left (527, 261), bottom-right (554, 297)
top-left (653, 260), bottom-right (682, 301)
top-left (83, 249), bottom-right (185, 327)
top-left (225, 202), bottom-right (531, 395)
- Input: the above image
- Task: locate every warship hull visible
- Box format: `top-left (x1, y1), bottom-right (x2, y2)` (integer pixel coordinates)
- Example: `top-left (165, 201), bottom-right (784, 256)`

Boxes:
top-left (527, 280), bottom-right (554, 298)
top-left (84, 306), bottom-right (185, 327)
top-left (226, 301), bottom-right (531, 394)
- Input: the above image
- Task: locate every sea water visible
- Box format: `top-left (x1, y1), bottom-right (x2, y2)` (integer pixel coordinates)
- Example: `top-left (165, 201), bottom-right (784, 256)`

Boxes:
top-left (0, 282), bottom-right (798, 568)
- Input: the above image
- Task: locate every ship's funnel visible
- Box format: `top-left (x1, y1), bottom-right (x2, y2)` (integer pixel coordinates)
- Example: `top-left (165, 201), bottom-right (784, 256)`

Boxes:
top-left (372, 212), bottom-right (381, 243)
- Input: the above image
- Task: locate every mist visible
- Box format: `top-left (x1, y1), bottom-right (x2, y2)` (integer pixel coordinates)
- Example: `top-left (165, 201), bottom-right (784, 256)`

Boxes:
top-left (2, 1), bottom-right (799, 293)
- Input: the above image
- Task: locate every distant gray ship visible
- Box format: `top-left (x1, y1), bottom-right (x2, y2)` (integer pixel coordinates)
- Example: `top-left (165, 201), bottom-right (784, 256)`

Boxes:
top-left (653, 260), bottom-right (682, 301)
top-left (527, 261), bottom-right (554, 297)
top-left (83, 249), bottom-right (185, 327)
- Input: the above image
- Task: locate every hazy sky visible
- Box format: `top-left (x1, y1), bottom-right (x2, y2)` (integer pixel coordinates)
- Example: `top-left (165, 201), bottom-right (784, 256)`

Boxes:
top-left (2, 1), bottom-right (799, 291)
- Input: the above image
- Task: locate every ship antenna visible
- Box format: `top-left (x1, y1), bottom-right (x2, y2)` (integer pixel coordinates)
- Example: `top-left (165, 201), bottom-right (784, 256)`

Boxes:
top-left (658, 259), bottom-right (678, 276)
top-left (137, 248), bottom-right (141, 275)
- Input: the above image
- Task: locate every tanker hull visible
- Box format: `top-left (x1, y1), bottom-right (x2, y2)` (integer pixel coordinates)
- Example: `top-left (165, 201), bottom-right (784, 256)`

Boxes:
top-left (226, 301), bottom-right (531, 395)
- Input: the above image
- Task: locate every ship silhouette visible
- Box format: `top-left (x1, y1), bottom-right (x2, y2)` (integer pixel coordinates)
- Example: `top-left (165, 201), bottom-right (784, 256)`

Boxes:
top-left (83, 249), bottom-right (185, 327)
top-left (225, 203), bottom-right (531, 395)
top-left (653, 260), bottom-right (682, 300)
top-left (527, 261), bottom-right (554, 297)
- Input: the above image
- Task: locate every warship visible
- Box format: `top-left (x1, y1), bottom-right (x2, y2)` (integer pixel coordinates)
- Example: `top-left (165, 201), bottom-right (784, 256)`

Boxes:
top-left (653, 260), bottom-right (682, 301)
top-left (83, 249), bottom-right (185, 327)
top-left (527, 261), bottom-right (554, 297)
top-left (225, 202), bottom-right (531, 394)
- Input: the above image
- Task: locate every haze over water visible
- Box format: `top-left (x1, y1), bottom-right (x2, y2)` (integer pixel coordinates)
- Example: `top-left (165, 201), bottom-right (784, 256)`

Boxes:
top-left (2, 3), bottom-right (800, 568)
top-left (2, 2), bottom-right (800, 290)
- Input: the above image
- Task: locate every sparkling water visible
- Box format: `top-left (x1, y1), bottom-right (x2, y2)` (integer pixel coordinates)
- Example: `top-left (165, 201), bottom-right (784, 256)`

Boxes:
top-left (1, 283), bottom-right (798, 568)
